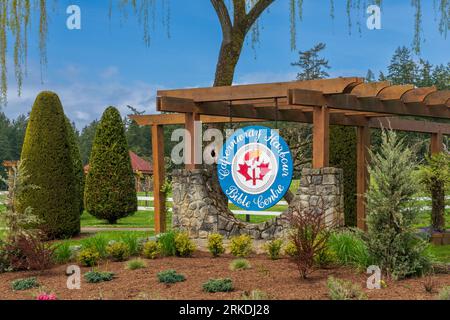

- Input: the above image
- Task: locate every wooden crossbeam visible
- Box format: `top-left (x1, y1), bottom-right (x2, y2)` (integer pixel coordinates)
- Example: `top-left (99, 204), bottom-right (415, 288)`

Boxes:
top-left (129, 113), bottom-right (262, 126)
top-left (157, 77), bottom-right (363, 102)
top-left (369, 117), bottom-right (450, 135)
top-left (350, 81), bottom-right (391, 97)
top-left (289, 90), bottom-right (450, 119)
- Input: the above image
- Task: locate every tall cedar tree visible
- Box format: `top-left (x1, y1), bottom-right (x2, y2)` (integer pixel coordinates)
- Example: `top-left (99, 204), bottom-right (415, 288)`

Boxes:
top-left (84, 107), bottom-right (137, 224)
top-left (65, 117), bottom-right (84, 215)
top-left (17, 91), bottom-right (80, 239)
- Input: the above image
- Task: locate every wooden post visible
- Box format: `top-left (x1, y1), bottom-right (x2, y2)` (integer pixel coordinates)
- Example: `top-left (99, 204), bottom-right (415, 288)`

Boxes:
top-left (356, 125), bottom-right (370, 230)
top-left (312, 106), bottom-right (330, 169)
top-left (185, 112), bottom-right (201, 170)
top-left (151, 125), bottom-right (166, 234)
top-left (431, 131), bottom-right (443, 154)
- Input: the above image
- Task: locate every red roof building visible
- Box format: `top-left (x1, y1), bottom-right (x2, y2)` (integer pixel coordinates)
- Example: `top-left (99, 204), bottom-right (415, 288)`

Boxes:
top-left (84, 151), bottom-right (153, 174)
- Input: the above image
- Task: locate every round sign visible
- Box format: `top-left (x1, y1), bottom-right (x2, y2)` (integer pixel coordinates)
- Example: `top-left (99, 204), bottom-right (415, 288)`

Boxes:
top-left (217, 126), bottom-right (293, 211)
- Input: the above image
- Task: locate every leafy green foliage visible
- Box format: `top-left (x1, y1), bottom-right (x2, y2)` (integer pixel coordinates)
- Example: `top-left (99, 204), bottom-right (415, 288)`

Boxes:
top-left (106, 242), bottom-right (130, 262)
top-left (78, 248), bottom-right (100, 267)
top-left (229, 258), bottom-right (251, 271)
top-left (84, 271), bottom-right (114, 283)
top-left (17, 92), bottom-right (80, 239)
top-left (11, 277), bottom-right (39, 291)
top-left (52, 242), bottom-right (73, 264)
top-left (84, 106), bottom-right (137, 224)
top-left (329, 230), bottom-right (371, 269)
top-left (230, 235), bottom-right (253, 258)
top-left (202, 278), bottom-right (234, 293)
top-left (65, 117), bottom-right (84, 216)
top-left (174, 232), bottom-right (196, 257)
top-left (142, 241), bottom-right (160, 259)
top-left (120, 233), bottom-right (141, 256)
top-left (207, 233), bottom-right (225, 258)
top-left (264, 239), bottom-right (283, 260)
top-left (126, 258), bottom-right (147, 270)
top-left (157, 269), bottom-right (185, 284)
top-left (417, 152), bottom-right (450, 231)
top-left (330, 125), bottom-right (357, 226)
top-left (327, 276), bottom-right (367, 300)
top-left (366, 129), bottom-right (431, 279)
top-left (82, 235), bottom-right (109, 258)
top-left (283, 241), bottom-right (298, 258)
top-left (157, 231), bottom-right (177, 257)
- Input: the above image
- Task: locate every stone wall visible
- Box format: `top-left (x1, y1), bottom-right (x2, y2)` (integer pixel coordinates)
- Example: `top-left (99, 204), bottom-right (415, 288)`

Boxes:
top-left (171, 167), bottom-right (344, 240)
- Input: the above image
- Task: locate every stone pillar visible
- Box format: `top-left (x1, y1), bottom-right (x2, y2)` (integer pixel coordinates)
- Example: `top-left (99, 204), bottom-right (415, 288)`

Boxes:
top-left (171, 167), bottom-right (344, 240)
top-left (298, 167), bottom-right (345, 226)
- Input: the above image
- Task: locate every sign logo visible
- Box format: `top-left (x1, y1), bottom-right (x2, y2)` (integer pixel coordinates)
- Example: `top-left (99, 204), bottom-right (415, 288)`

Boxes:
top-left (218, 126), bottom-right (293, 211)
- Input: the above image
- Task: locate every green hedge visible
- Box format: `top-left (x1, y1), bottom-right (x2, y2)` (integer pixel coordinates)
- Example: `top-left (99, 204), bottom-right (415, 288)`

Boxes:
top-left (84, 106), bottom-right (137, 224)
top-left (17, 91), bottom-right (80, 239)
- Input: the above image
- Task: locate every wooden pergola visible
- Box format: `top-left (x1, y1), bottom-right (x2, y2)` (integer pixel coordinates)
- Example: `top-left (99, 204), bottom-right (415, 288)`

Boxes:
top-left (131, 77), bottom-right (450, 234)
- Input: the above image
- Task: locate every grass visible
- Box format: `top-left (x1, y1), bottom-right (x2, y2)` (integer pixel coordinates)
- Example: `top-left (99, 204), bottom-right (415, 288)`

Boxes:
top-left (429, 245), bottom-right (450, 263)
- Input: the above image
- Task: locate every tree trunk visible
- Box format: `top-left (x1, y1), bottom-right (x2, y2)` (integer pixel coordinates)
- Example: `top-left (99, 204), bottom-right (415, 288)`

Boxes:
top-left (213, 29), bottom-right (246, 87)
top-left (431, 180), bottom-right (445, 232)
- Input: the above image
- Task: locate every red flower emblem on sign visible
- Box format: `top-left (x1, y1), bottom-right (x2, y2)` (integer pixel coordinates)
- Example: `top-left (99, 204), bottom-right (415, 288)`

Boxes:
top-left (237, 150), bottom-right (271, 186)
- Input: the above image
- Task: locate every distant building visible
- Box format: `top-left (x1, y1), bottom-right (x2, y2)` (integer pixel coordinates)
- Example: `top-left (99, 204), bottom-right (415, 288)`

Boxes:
top-left (84, 151), bottom-right (153, 192)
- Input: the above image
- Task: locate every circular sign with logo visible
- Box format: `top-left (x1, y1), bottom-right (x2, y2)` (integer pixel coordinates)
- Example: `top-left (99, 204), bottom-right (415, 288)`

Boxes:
top-left (217, 126), bottom-right (293, 211)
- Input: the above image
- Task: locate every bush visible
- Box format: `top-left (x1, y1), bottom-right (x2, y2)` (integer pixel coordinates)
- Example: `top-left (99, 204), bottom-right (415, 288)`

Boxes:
top-left (242, 289), bottom-right (269, 300)
top-left (65, 117), bottom-right (84, 216)
top-left (366, 130), bottom-right (431, 279)
top-left (120, 234), bottom-right (141, 256)
top-left (157, 231), bottom-right (177, 257)
top-left (207, 233), bottom-right (225, 258)
top-left (230, 235), bottom-right (253, 258)
top-left (78, 248), bottom-right (100, 267)
top-left (229, 258), bottom-right (251, 271)
top-left (84, 106), bottom-right (137, 224)
top-left (81, 235), bottom-right (108, 258)
top-left (283, 241), bottom-right (298, 258)
top-left (327, 276), bottom-right (367, 300)
top-left (438, 286), bottom-right (450, 300)
top-left (142, 241), bottom-right (160, 259)
top-left (202, 278), bottom-right (234, 293)
top-left (329, 230), bottom-right (371, 269)
top-left (4, 235), bottom-right (54, 271)
top-left (52, 242), bottom-right (73, 264)
top-left (84, 271), bottom-right (114, 283)
top-left (11, 277), bottom-right (39, 291)
top-left (17, 91), bottom-right (80, 239)
top-left (126, 258), bottom-right (147, 270)
top-left (314, 247), bottom-right (336, 268)
top-left (174, 232), bottom-right (196, 257)
top-left (264, 239), bottom-right (283, 260)
top-left (288, 205), bottom-right (334, 279)
top-left (157, 270), bottom-right (186, 284)
top-left (106, 242), bottom-right (130, 262)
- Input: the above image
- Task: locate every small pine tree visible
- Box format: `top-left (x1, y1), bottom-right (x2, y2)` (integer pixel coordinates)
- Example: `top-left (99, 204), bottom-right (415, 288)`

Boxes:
top-left (291, 43), bottom-right (330, 81)
top-left (387, 46), bottom-right (417, 85)
top-left (365, 129), bottom-right (430, 279)
top-left (84, 107), bottom-right (137, 224)
top-left (17, 91), bottom-right (80, 239)
top-left (65, 117), bottom-right (84, 216)
top-left (365, 69), bottom-right (375, 83)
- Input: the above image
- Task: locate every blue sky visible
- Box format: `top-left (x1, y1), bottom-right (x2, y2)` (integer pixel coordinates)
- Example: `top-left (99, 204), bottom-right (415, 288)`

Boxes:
top-left (3, 0), bottom-right (449, 129)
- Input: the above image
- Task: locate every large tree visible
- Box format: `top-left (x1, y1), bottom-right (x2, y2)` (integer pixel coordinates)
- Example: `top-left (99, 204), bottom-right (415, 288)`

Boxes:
top-left (0, 0), bottom-right (449, 103)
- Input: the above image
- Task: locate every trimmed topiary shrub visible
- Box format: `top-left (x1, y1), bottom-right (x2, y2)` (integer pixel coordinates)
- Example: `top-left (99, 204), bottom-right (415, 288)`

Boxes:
top-left (174, 232), bottom-right (196, 257)
top-left (65, 117), bottom-right (84, 216)
top-left (329, 125), bottom-right (357, 227)
top-left (17, 91), bottom-right (80, 239)
top-left (84, 106), bottom-right (137, 224)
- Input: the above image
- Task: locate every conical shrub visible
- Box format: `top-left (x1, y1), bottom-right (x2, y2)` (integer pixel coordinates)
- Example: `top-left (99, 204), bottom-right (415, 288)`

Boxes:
top-left (84, 106), bottom-right (137, 224)
top-left (17, 91), bottom-right (80, 239)
top-left (65, 117), bottom-right (84, 215)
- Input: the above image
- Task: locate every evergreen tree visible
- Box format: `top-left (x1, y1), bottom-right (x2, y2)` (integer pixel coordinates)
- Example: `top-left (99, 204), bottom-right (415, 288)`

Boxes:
top-left (366, 69), bottom-right (375, 82)
top-left (79, 120), bottom-right (99, 165)
top-left (65, 117), bottom-right (84, 215)
top-left (366, 129), bottom-right (430, 279)
top-left (291, 43), bottom-right (330, 81)
top-left (16, 92), bottom-right (80, 239)
top-left (387, 46), bottom-right (418, 85)
top-left (417, 59), bottom-right (433, 87)
top-left (432, 63), bottom-right (450, 90)
top-left (84, 107), bottom-right (137, 224)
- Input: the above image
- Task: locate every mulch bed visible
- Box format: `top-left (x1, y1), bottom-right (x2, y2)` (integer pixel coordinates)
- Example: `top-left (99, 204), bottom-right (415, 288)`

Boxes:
top-left (0, 251), bottom-right (448, 300)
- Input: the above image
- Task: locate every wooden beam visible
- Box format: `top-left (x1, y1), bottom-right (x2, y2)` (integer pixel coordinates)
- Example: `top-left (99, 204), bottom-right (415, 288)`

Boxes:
top-left (424, 90), bottom-right (450, 106)
top-left (369, 117), bottom-right (450, 135)
top-left (289, 90), bottom-right (450, 119)
top-left (151, 125), bottom-right (166, 234)
top-left (130, 114), bottom-right (262, 126)
top-left (377, 85), bottom-right (415, 100)
top-left (185, 112), bottom-right (201, 170)
top-left (312, 106), bottom-right (329, 168)
top-left (350, 81), bottom-right (391, 97)
top-left (158, 77), bottom-right (363, 102)
top-left (401, 87), bottom-right (437, 103)
top-left (356, 125), bottom-right (370, 231)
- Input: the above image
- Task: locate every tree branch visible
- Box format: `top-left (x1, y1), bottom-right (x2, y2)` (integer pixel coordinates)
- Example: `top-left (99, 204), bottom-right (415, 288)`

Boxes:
top-left (245, 0), bottom-right (275, 32)
top-left (211, 0), bottom-right (233, 43)
top-left (232, 0), bottom-right (247, 26)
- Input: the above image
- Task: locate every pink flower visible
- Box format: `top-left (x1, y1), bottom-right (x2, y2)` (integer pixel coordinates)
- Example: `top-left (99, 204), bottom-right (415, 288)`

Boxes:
top-left (36, 293), bottom-right (57, 300)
